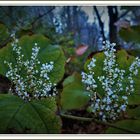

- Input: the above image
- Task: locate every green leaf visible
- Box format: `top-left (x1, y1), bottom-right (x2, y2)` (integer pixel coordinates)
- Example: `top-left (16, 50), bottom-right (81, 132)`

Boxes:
top-left (128, 94), bottom-right (140, 105)
top-left (116, 50), bottom-right (135, 70)
top-left (119, 25), bottom-right (140, 56)
top-left (0, 24), bottom-right (9, 46)
top-left (119, 25), bottom-right (140, 44)
top-left (61, 73), bottom-right (90, 110)
top-left (106, 120), bottom-right (140, 134)
top-left (84, 50), bottom-right (134, 96)
top-left (127, 106), bottom-right (140, 119)
top-left (128, 71), bottom-right (140, 105)
top-left (84, 52), bottom-right (106, 97)
top-left (0, 34), bottom-right (65, 84)
top-left (0, 94), bottom-right (61, 133)
top-left (84, 50), bottom-right (140, 104)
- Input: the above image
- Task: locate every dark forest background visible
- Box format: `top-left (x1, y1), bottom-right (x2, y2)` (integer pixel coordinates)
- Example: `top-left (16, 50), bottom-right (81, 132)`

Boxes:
top-left (0, 6), bottom-right (139, 50)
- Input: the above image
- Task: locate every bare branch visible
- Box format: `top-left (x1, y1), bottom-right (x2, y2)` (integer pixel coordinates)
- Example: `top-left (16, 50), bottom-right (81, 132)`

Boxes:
top-left (118, 10), bottom-right (130, 20)
top-left (93, 6), bottom-right (106, 41)
top-left (31, 7), bottom-right (55, 28)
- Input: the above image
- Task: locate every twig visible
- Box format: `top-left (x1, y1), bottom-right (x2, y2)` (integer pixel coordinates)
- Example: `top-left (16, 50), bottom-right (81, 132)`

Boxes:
top-left (118, 10), bottom-right (130, 20)
top-left (93, 6), bottom-right (106, 41)
top-left (60, 113), bottom-right (138, 134)
top-left (31, 7), bottom-right (55, 28)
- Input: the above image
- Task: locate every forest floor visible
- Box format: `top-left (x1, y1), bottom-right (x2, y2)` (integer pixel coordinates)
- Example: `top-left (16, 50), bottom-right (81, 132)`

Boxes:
top-left (61, 110), bottom-right (107, 134)
top-left (62, 117), bottom-right (106, 134)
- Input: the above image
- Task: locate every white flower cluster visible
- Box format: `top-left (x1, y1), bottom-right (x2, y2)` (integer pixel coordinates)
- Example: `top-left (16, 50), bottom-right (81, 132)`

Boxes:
top-left (4, 38), bottom-right (57, 101)
top-left (81, 41), bottom-right (140, 121)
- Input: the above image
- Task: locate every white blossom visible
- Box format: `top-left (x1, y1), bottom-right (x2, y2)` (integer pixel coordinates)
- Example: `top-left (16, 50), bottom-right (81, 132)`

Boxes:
top-left (5, 37), bottom-right (57, 101)
top-left (81, 41), bottom-right (140, 121)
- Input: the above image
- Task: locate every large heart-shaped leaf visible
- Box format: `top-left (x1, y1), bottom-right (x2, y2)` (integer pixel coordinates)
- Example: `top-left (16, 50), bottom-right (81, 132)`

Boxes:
top-left (61, 72), bottom-right (90, 110)
top-left (84, 50), bottom-right (140, 104)
top-left (105, 120), bottom-right (140, 134)
top-left (0, 94), bottom-right (61, 133)
top-left (85, 50), bottom-right (135, 77)
top-left (0, 34), bottom-right (65, 84)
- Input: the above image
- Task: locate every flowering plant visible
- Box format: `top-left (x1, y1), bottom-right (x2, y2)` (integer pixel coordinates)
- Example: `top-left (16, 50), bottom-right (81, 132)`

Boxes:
top-left (81, 41), bottom-right (140, 121)
top-left (4, 37), bottom-right (57, 101)
top-left (0, 34), bottom-right (65, 133)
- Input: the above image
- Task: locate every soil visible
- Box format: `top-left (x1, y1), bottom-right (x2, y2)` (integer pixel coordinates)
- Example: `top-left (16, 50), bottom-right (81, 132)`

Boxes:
top-left (61, 117), bottom-right (107, 134)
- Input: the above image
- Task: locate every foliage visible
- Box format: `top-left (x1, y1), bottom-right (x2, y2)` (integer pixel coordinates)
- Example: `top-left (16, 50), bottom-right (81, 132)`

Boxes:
top-left (119, 25), bottom-right (140, 59)
top-left (4, 37), bottom-right (58, 100)
top-left (119, 25), bottom-right (140, 44)
top-left (0, 94), bottom-right (61, 133)
top-left (106, 120), bottom-right (140, 134)
top-left (61, 72), bottom-right (90, 110)
top-left (0, 33), bottom-right (65, 133)
top-left (82, 41), bottom-right (140, 121)
top-left (0, 24), bottom-right (10, 47)
top-left (0, 34), bottom-right (65, 84)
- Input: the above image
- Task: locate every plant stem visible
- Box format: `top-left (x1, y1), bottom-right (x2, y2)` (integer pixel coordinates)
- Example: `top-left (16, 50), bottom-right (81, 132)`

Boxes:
top-left (60, 113), bottom-right (138, 134)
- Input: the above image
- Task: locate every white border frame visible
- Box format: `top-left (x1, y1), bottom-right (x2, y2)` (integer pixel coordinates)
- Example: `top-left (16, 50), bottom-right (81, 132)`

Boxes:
top-left (1, 134), bottom-right (140, 139)
top-left (0, 1), bottom-right (139, 6)
top-left (0, 1), bottom-right (140, 139)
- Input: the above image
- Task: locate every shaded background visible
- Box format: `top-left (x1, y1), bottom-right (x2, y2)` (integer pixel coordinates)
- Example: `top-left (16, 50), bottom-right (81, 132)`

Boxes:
top-left (1, 6), bottom-right (140, 80)
top-left (0, 6), bottom-right (139, 51)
